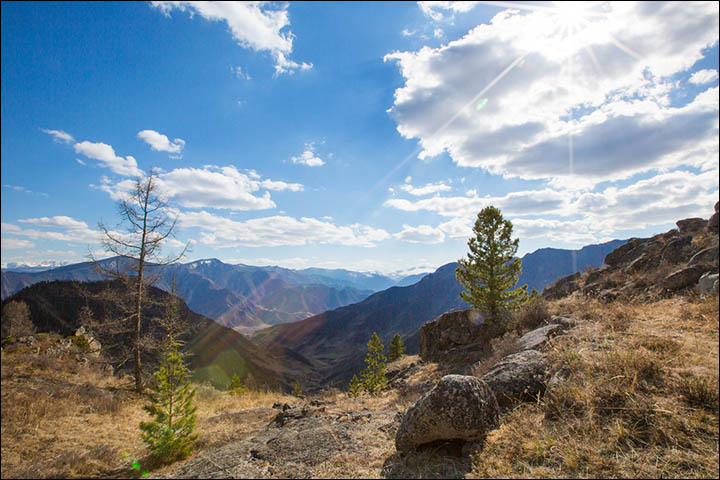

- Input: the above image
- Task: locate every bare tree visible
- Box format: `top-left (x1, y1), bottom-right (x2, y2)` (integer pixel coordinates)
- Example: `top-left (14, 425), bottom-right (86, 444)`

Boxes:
top-left (93, 171), bottom-right (188, 392)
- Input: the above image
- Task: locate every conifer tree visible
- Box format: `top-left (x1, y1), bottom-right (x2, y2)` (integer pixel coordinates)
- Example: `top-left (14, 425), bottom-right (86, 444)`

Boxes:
top-left (347, 374), bottom-right (363, 398)
top-left (456, 206), bottom-right (528, 327)
top-left (291, 380), bottom-right (303, 397)
top-left (388, 333), bottom-right (405, 362)
top-left (228, 373), bottom-right (249, 395)
top-left (361, 332), bottom-right (387, 396)
top-left (139, 341), bottom-right (197, 464)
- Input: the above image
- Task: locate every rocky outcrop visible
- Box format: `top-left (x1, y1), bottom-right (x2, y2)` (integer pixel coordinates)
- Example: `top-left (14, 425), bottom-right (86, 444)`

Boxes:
top-left (660, 235), bottom-right (693, 264)
top-left (688, 246), bottom-right (719, 269)
top-left (676, 218), bottom-right (707, 234)
top-left (419, 309), bottom-right (503, 364)
top-left (478, 350), bottom-right (550, 411)
top-left (603, 239), bottom-right (645, 267)
top-left (663, 264), bottom-right (714, 291)
top-left (542, 272), bottom-right (581, 299)
top-left (395, 375), bottom-right (499, 453)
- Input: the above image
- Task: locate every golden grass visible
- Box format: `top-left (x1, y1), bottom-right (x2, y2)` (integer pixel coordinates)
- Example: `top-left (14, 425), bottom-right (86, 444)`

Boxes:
top-left (471, 294), bottom-right (719, 478)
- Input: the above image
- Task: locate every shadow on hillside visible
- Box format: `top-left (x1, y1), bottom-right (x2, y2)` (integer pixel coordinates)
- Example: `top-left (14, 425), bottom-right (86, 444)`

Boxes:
top-left (380, 440), bottom-right (474, 479)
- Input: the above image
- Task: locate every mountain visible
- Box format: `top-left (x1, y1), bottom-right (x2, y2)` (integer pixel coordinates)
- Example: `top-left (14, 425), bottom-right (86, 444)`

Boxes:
top-left (1, 258), bottom-right (375, 334)
top-left (518, 239), bottom-right (627, 292)
top-left (249, 238), bottom-right (628, 388)
top-left (1, 279), bottom-right (318, 391)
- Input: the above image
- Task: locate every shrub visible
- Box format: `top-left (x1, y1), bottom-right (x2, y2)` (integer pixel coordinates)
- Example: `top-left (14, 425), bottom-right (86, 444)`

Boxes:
top-left (361, 332), bottom-right (387, 396)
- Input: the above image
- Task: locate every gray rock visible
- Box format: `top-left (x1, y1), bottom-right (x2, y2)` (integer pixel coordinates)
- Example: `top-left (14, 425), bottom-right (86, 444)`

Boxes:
top-left (395, 375), bottom-right (499, 453)
top-left (688, 246), bottom-right (719, 268)
top-left (479, 350), bottom-right (550, 411)
top-left (698, 272), bottom-right (719, 297)
top-left (585, 265), bottom-right (610, 285)
top-left (624, 252), bottom-right (657, 273)
top-left (662, 264), bottom-right (714, 291)
top-left (515, 324), bottom-right (562, 351)
top-left (547, 315), bottom-right (576, 329)
top-left (676, 217), bottom-right (707, 234)
top-left (660, 235), bottom-right (692, 264)
top-left (419, 309), bottom-right (503, 363)
top-left (542, 272), bottom-right (581, 300)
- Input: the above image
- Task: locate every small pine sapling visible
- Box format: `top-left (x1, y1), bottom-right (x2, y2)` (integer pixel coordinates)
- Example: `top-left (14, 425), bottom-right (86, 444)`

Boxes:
top-left (291, 380), bottom-right (303, 397)
top-left (388, 333), bottom-right (405, 362)
top-left (228, 373), bottom-right (249, 395)
top-left (139, 342), bottom-right (198, 464)
top-left (361, 332), bottom-right (387, 396)
top-left (347, 374), bottom-right (363, 397)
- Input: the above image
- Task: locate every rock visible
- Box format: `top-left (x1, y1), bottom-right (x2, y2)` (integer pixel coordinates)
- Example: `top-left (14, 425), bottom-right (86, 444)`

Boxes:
top-left (516, 324), bottom-right (562, 351)
top-left (604, 239), bottom-right (644, 266)
top-left (708, 212), bottom-right (719, 233)
top-left (547, 315), bottom-right (576, 329)
top-left (419, 309), bottom-right (503, 363)
top-left (662, 264), bottom-right (714, 291)
top-left (698, 272), bottom-right (719, 297)
top-left (585, 265), bottom-right (610, 285)
top-left (74, 326), bottom-right (101, 357)
top-left (479, 350), bottom-right (550, 410)
top-left (542, 272), bottom-right (581, 300)
top-left (599, 289), bottom-right (618, 302)
top-left (688, 246), bottom-right (719, 269)
top-left (624, 252), bottom-right (657, 273)
top-left (660, 235), bottom-right (692, 264)
top-left (676, 217), bottom-right (707, 234)
top-left (395, 375), bottom-right (499, 453)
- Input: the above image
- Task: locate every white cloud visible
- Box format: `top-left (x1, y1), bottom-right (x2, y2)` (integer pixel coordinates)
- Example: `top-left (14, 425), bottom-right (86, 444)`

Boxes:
top-left (1, 238), bottom-right (35, 249)
top-left (394, 224), bottom-right (446, 244)
top-left (4, 216), bottom-right (102, 244)
top-left (41, 128), bottom-right (75, 144)
top-left (386, 2), bottom-right (719, 186)
top-left (95, 165), bottom-right (303, 211)
top-left (137, 129), bottom-right (186, 157)
top-left (3, 184), bottom-right (48, 197)
top-left (176, 210), bottom-right (390, 248)
top-left (231, 65), bottom-right (252, 80)
top-left (291, 144), bottom-right (325, 167)
top-left (74, 141), bottom-right (144, 177)
top-left (433, 28), bottom-right (444, 39)
top-left (418, 1), bottom-right (479, 21)
top-left (402, 28), bottom-right (416, 37)
top-left (151, 1), bottom-right (312, 76)
top-left (400, 181), bottom-right (452, 196)
top-left (689, 68), bottom-right (719, 85)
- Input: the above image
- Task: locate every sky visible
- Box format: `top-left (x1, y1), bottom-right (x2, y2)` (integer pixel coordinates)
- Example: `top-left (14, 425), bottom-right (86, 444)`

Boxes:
top-left (1, 1), bottom-right (718, 275)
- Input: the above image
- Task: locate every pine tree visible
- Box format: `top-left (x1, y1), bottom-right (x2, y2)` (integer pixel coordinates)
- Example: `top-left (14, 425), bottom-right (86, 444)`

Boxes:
top-left (456, 206), bottom-right (528, 327)
top-left (388, 333), bottom-right (405, 362)
top-left (228, 373), bottom-right (249, 395)
top-left (360, 332), bottom-right (387, 396)
top-left (347, 374), bottom-right (363, 398)
top-left (291, 380), bottom-right (303, 397)
top-left (139, 341), bottom-right (197, 464)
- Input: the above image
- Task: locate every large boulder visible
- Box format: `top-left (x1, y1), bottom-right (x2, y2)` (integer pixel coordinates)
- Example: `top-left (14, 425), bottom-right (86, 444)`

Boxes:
top-left (688, 246), bottom-right (719, 269)
top-left (660, 235), bottom-right (692, 264)
top-left (676, 217), bottom-right (707, 234)
top-left (419, 309), bottom-right (503, 364)
top-left (395, 375), bottom-right (499, 453)
top-left (708, 213), bottom-right (719, 233)
top-left (478, 350), bottom-right (550, 411)
top-left (515, 316), bottom-right (575, 351)
top-left (662, 264), bottom-right (714, 291)
top-left (603, 239), bottom-right (645, 267)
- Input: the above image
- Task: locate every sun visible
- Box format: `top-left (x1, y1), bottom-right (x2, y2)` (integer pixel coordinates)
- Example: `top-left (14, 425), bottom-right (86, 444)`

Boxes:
top-left (553, 1), bottom-right (590, 33)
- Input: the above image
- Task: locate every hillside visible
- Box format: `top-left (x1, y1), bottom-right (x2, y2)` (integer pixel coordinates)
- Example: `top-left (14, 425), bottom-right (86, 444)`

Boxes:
top-left (0, 279), bottom-right (318, 391)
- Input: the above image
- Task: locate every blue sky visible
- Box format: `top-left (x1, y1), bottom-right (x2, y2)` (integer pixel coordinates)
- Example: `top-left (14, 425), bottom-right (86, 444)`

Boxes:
top-left (2, 1), bottom-right (718, 274)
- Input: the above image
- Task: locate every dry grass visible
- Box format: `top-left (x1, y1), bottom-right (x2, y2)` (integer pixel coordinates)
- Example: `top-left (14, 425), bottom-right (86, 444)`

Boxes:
top-left (1, 334), bottom-right (292, 479)
top-left (471, 294), bottom-right (719, 478)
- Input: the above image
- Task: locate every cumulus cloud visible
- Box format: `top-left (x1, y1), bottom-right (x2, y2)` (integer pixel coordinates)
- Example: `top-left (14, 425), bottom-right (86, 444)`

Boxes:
top-left (400, 181), bottom-right (452, 196)
top-left (393, 224), bottom-right (446, 244)
top-left (137, 129), bottom-right (186, 157)
top-left (386, 2), bottom-right (719, 186)
top-left (176, 210), bottom-right (390, 248)
top-left (74, 141), bottom-right (144, 177)
top-left (96, 165), bottom-right (303, 211)
top-left (41, 128), bottom-right (75, 144)
top-left (151, 1), bottom-right (312, 75)
top-left (291, 144), bottom-right (325, 167)
top-left (689, 68), bottom-right (719, 85)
